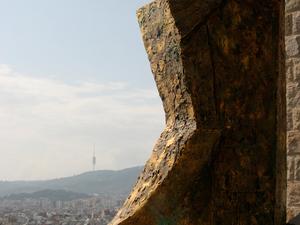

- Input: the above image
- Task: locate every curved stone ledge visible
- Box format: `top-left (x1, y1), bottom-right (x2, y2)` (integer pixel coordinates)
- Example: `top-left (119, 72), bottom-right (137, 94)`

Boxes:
top-left (110, 0), bottom-right (286, 224)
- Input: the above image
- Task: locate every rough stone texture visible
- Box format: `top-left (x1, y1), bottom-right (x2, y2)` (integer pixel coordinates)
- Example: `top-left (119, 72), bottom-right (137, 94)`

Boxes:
top-left (286, 0), bottom-right (300, 222)
top-left (110, 0), bottom-right (286, 224)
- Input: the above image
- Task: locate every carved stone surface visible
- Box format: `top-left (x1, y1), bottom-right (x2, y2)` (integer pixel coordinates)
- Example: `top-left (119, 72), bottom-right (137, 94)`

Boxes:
top-left (110, 0), bottom-right (285, 224)
top-left (286, 0), bottom-right (300, 222)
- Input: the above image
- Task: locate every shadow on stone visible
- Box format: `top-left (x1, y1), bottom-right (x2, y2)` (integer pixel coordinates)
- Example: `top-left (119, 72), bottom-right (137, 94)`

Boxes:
top-left (288, 214), bottom-right (300, 225)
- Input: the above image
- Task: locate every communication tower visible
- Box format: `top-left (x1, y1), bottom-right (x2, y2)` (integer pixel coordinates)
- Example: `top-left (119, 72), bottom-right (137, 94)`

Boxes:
top-left (93, 144), bottom-right (96, 171)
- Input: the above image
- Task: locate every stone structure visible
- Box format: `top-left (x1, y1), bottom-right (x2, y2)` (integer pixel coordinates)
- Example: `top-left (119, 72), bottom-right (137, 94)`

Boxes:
top-left (110, 0), bottom-right (286, 224)
top-left (287, 0), bottom-right (300, 221)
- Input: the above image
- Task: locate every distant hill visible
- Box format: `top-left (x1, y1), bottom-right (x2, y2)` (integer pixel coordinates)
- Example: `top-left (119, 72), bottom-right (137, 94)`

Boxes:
top-left (0, 166), bottom-right (143, 197)
top-left (2, 189), bottom-right (90, 202)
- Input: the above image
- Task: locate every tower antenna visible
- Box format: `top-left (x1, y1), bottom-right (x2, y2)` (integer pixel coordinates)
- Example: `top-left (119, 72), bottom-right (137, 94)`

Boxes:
top-left (92, 144), bottom-right (96, 171)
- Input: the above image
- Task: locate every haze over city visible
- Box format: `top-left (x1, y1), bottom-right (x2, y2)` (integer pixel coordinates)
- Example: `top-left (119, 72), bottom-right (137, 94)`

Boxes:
top-left (0, 0), bottom-right (162, 181)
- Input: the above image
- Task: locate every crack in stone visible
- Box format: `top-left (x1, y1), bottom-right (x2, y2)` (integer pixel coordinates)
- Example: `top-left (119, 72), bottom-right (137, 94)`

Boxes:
top-left (206, 24), bottom-right (220, 123)
top-left (181, 0), bottom-right (228, 41)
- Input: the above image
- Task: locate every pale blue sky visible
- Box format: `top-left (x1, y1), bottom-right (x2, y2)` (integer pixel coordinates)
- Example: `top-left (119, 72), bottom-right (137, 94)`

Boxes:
top-left (0, 0), bottom-right (153, 86)
top-left (0, 0), bottom-right (165, 180)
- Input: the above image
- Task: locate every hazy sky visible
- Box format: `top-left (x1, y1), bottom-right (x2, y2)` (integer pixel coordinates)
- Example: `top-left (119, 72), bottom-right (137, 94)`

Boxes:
top-left (0, 0), bottom-right (165, 180)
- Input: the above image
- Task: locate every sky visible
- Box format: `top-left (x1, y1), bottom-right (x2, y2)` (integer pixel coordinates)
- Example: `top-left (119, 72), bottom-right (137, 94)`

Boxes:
top-left (0, 0), bottom-right (165, 181)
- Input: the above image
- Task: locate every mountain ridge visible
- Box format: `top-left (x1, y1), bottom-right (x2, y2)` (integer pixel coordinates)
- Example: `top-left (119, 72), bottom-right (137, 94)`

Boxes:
top-left (0, 166), bottom-right (143, 197)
